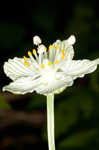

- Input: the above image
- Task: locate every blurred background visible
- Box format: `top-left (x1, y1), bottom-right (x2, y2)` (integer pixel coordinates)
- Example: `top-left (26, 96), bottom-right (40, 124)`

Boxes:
top-left (0, 0), bottom-right (99, 149)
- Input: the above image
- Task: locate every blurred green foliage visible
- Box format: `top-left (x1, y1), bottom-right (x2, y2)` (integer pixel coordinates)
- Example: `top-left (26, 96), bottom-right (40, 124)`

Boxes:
top-left (59, 129), bottom-right (97, 148)
top-left (0, 93), bottom-right (11, 109)
top-left (26, 94), bottom-right (46, 110)
top-left (0, 23), bottom-right (25, 49)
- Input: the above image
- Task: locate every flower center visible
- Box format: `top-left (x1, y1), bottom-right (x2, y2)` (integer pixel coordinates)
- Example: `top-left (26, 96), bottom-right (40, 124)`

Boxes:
top-left (42, 68), bottom-right (56, 84)
top-left (23, 39), bottom-right (65, 71)
top-left (40, 59), bottom-right (56, 83)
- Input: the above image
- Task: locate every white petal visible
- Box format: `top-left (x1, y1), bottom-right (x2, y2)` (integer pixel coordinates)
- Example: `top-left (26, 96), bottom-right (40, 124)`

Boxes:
top-left (51, 38), bottom-right (74, 62)
top-left (49, 40), bottom-right (61, 62)
top-left (3, 77), bottom-right (40, 94)
top-left (4, 57), bottom-right (39, 80)
top-left (62, 40), bottom-right (74, 60)
top-left (36, 73), bottom-right (73, 95)
top-left (61, 59), bottom-right (99, 79)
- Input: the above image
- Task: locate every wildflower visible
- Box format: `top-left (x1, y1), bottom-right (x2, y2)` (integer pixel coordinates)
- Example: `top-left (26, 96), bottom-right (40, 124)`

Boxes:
top-left (3, 35), bottom-right (99, 95)
top-left (2, 35), bottom-right (99, 150)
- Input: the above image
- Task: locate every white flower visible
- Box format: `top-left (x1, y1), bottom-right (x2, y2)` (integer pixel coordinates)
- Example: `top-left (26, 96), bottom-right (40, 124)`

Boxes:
top-left (3, 35), bottom-right (99, 95)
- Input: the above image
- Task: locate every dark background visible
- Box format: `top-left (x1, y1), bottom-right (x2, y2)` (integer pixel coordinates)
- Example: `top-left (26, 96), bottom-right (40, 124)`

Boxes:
top-left (0, 0), bottom-right (99, 150)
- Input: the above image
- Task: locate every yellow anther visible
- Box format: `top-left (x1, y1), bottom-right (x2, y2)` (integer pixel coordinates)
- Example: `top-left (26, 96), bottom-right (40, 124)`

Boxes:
top-left (44, 46), bottom-right (47, 51)
top-left (61, 49), bottom-right (65, 59)
top-left (62, 49), bottom-right (65, 55)
top-left (56, 44), bottom-right (59, 50)
top-left (33, 49), bottom-right (36, 55)
top-left (24, 61), bottom-right (30, 66)
top-left (48, 61), bottom-right (52, 66)
top-left (41, 64), bottom-right (45, 69)
top-left (54, 59), bottom-right (58, 64)
top-left (49, 45), bottom-right (53, 49)
top-left (23, 56), bottom-right (27, 60)
top-left (28, 51), bottom-right (32, 56)
top-left (61, 55), bottom-right (64, 60)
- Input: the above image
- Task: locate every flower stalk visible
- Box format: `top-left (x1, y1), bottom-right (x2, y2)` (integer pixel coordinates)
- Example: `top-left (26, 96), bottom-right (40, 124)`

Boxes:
top-left (47, 94), bottom-right (55, 150)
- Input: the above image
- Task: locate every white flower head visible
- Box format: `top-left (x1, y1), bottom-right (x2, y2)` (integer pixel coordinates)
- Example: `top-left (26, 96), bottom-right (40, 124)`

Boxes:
top-left (3, 35), bottom-right (99, 95)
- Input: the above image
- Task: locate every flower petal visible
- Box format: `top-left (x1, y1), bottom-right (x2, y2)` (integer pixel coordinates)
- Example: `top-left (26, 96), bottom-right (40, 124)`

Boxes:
top-left (61, 59), bottom-right (99, 79)
top-left (4, 57), bottom-right (39, 80)
top-left (35, 73), bottom-right (73, 95)
top-left (3, 77), bottom-right (40, 94)
top-left (62, 38), bottom-right (74, 60)
top-left (50, 35), bottom-right (75, 62)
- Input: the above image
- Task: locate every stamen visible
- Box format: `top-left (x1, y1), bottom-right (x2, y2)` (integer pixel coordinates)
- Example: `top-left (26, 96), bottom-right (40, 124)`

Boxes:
top-left (49, 45), bottom-right (53, 49)
top-left (28, 51), bottom-right (32, 56)
top-left (54, 59), bottom-right (58, 64)
top-left (38, 45), bottom-right (46, 54)
top-left (23, 56), bottom-right (27, 60)
top-left (41, 64), bottom-right (45, 69)
top-left (48, 61), bottom-right (52, 66)
top-left (33, 49), bottom-right (36, 55)
top-left (44, 46), bottom-right (47, 52)
top-left (61, 55), bottom-right (64, 60)
top-left (24, 61), bottom-right (30, 66)
top-left (62, 49), bottom-right (65, 55)
top-left (33, 35), bottom-right (42, 45)
top-left (56, 44), bottom-right (59, 50)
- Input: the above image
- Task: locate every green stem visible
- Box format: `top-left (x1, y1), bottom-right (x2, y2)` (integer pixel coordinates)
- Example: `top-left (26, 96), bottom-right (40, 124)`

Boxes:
top-left (47, 94), bottom-right (55, 150)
